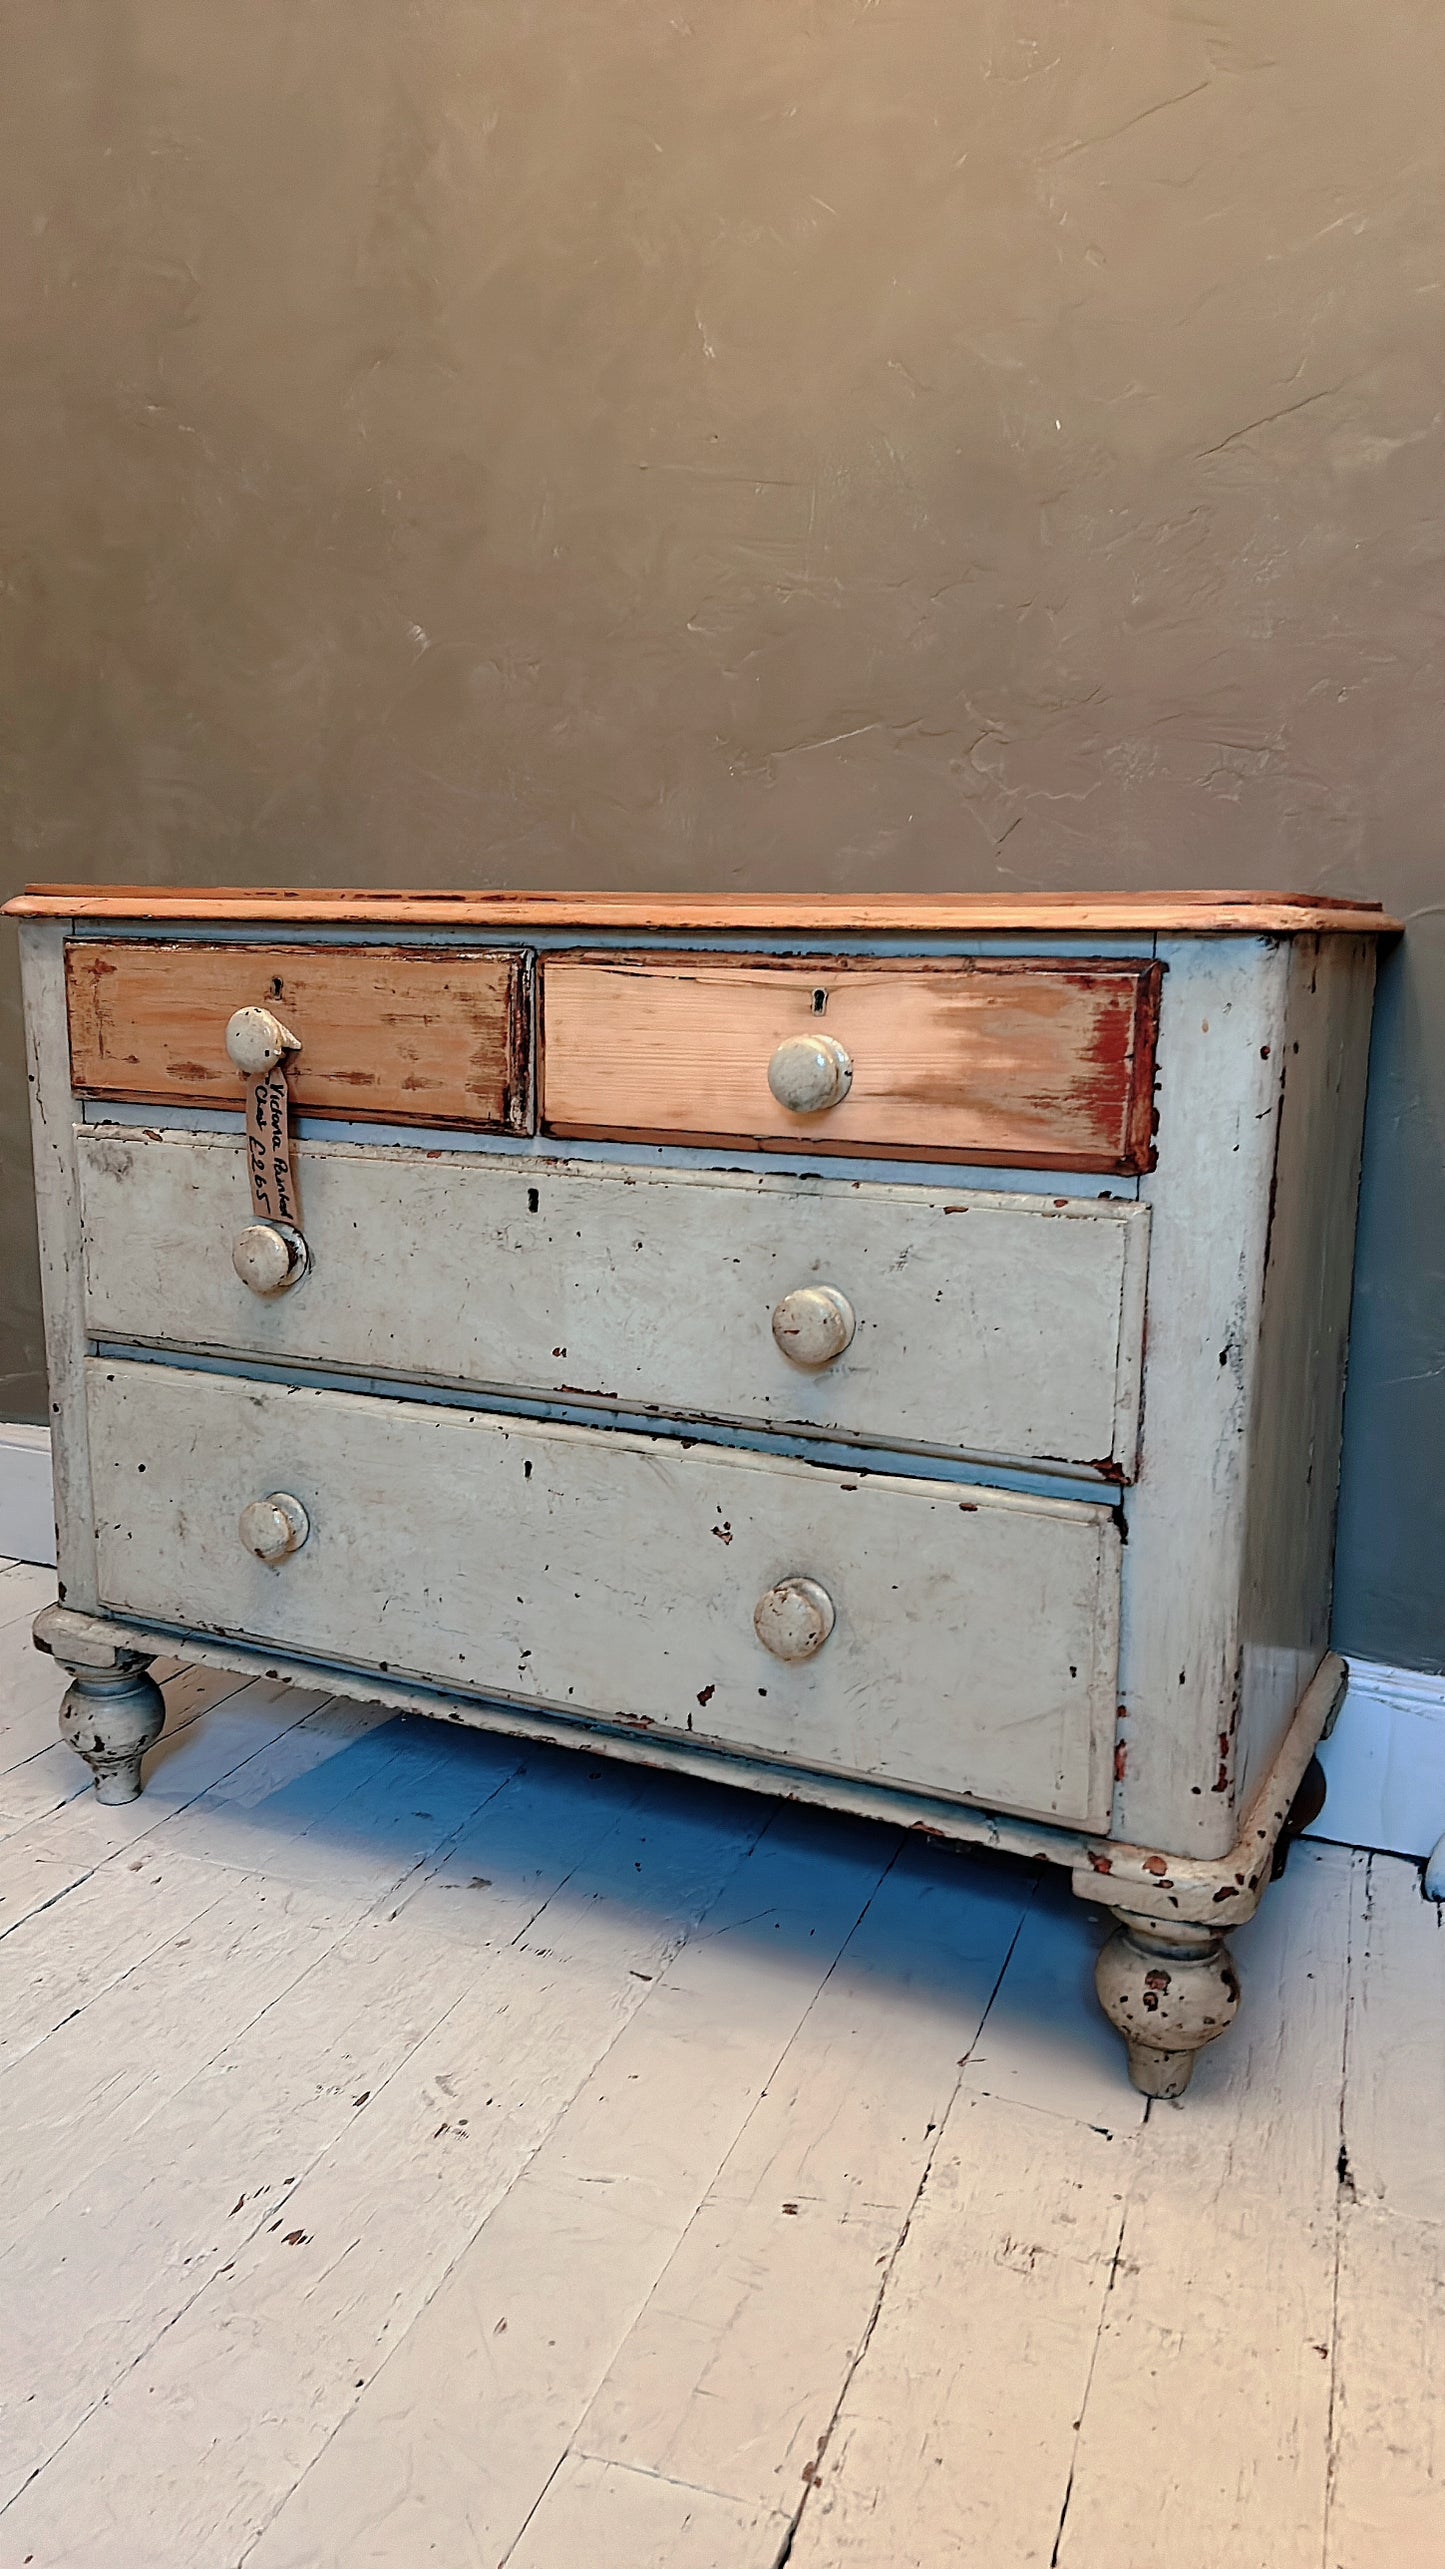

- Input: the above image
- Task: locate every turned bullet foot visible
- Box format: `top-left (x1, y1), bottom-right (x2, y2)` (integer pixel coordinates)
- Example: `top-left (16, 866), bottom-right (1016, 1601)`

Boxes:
top-left (58, 1660), bottom-right (166, 1803)
top-left (1095, 1911), bottom-right (1241, 2098)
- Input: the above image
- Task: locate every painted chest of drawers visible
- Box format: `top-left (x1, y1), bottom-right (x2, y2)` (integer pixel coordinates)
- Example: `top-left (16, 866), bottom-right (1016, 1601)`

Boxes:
top-left (7, 885), bottom-right (1398, 2093)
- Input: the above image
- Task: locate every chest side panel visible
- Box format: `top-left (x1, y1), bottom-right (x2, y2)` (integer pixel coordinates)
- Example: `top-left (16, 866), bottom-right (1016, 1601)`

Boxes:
top-left (1115, 939), bottom-right (1294, 1855)
top-left (1234, 936), bottom-right (1377, 1808)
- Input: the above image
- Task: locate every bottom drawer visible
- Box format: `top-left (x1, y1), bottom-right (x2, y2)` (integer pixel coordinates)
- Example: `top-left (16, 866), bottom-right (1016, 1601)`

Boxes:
top-left (86, 1360), bottom-right (1121, 1830)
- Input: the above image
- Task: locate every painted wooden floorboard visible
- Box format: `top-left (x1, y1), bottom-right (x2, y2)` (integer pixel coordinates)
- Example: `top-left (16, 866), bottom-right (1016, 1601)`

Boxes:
top-left (783, 2094), bottom-right (1130, 2567)
top-left (693, 1837), bottom-right (1037, 2221)
top-left (1051, 1843), bottom-right (1357, 2569)
top-left (0, 1778), bottom-right (774, 2562)
top-left (0, 1867), bottom-right (402, 2263)
top-left (1326, 2203), bottom-right (1445, 2569)
top-left (576, 2194), bottom-right (902, 2516)
top-left (1324, 1853), bottom-right (1445, 2569)
top-left (563, 1844), bottom-right (1040, 2523)
top-left (241, 1808), bottom-right (905, 2568)
top-left (0, 1658), bottom-right (47, 1754)
top-left (0, 1675), bottom-right (342, 2000)
top-left (0, 1560), bottom-right (56, 1634)
top-left (0, 1646), bottom-right (68, 1784)
top-left (0, 1842), bottom-right (241, 2071)
top-left (956, 1867), bottom-right (1145, 2133)
top-left (0, 1904), bottom-right (509, 2509)
top-left (1340, 1852), bottom-right (1445, 2226)
top-left (0, 1640), bottom-right (1439, 2568)
top-left (507, 2453), bottom-right (792, 2569)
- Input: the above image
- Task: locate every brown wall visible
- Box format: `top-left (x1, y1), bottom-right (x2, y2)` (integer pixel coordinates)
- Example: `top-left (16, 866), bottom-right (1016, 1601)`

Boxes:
top-left (2, 1), bottom-right (1442, 1665)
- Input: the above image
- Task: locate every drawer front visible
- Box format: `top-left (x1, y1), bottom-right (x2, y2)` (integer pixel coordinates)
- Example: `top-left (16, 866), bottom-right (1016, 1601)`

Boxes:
top-left (541, 954), bottom-right (1162, 1174)
top-left (79, 1131), bottom-right (1149, 1479)
top-left (87, 1361), bottom-right (1121, 1828)
top-left (65, 941), bottom-right (533, 1131)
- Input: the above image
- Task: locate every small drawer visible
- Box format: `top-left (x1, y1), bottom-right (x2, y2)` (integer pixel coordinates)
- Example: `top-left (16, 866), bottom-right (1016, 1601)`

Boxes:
top-left (86, 1360), bottom-right (1121, 1828)
top-left (65, 940), bottom-right (534, 1132)
top-left (541, 953), bottom-right (1162, 1174)
top-left (77, 1131), bottom-right (1150, 1480)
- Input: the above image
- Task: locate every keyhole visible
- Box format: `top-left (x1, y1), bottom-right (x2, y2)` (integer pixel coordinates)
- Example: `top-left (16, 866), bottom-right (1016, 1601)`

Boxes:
top-left (270, 977), bottom-right (285, 999)
top-left (811, 988), bottom-right (828, 1015)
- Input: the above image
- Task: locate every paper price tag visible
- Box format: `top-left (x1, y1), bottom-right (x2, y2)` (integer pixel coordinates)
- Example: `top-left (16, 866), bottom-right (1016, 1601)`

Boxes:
top-left (246, 1064), bottom-right (301, 1225)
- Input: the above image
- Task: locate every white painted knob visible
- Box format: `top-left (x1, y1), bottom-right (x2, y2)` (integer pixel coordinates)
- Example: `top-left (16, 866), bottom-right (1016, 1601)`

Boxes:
top-left (226, 1005), bottom-right (300, 1077)
top-left (754, 1576), bottom-right (836, 1662)
top-left (771, 1285), bottom-right (856, 1369)
top-left (239, 1491), bottom-right (310, 1565)
top-left (767, 1033), bottom-right (853, 1116)
top-left (233, 1221), bottom-right (309, 1297)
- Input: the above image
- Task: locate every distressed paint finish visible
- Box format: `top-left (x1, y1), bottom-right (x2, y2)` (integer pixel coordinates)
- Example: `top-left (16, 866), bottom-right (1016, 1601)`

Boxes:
top-left (1234, 936), bottom-right (1376, 1808)
top-left (74, 1132), bottom-right (1150, 1479)
top-left (540, 954), bottom-right (1162, 1172)
top-left (64, 941), bottom-right (534, 1130)
top-left (84, 1358), bottom-right (1123, 1830)
top-left (1113, 938), bottom-right (1293, 1857)
top-left (15, 892), bottom-right (1387, 2089)
top-left (17, 923), bottom-right (98, 1613)
top-left (1116, 937), bottom-right (1380, 1856)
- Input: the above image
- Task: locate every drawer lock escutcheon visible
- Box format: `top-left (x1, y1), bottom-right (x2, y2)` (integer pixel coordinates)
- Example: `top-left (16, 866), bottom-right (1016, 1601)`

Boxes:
top-left (771, 1285), bottom-right (856, 1368)
top-left (239, 1491), bottom-right (311, 1566)
top-left (767, 1033), bottom-right (853, 1116)
top-left (754, 1576), bottom-right (836, 1662)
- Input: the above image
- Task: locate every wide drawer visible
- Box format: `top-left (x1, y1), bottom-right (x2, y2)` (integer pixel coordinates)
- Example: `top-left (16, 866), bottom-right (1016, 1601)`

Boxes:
top-left (86, 1361), bottom-right (1121, 1828)
top-left (65, 940), bottom-right (533, 1131)
top-left (541, 953), bottom-right (1162, 1173)
top-left (78, 1130), bottom-right (1150, 1479)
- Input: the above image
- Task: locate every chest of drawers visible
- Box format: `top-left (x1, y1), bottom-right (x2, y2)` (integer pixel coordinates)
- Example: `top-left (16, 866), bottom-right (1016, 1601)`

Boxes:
top-left (7, 885), bottom-right (1397, 2095)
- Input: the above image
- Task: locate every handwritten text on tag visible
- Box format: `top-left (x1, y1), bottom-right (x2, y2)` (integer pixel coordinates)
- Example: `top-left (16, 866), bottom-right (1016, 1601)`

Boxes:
top-left (246, 1065), bottom-right (300, 1224)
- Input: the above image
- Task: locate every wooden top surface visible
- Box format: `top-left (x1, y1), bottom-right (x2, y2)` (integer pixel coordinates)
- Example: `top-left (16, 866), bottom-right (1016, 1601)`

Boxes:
top-left (3, 884), bottom-right (1401, 934)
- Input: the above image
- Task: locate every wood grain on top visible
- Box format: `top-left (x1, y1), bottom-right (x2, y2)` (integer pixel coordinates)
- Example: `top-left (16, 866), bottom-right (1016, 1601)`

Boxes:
top-left (6, 885), bottom-right (1401, 934)
top-left (65, 941), bottom-right (534, 1130)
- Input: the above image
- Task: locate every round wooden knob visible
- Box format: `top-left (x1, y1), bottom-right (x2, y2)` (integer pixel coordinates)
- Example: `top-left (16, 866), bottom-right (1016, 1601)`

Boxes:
top-left (239, 1492), bottom-right (310, 1565)
top-left (233, 1221), bottom-right (309, 1298)
top-left (754, 1576), bottom-right (836, 1662)
top-left (225, 1005), bottom-right (299, 1077)
top-left (767, 1033), bottom-right (853, 1116)
top-left (771, 1286), bottom-right (856, 1368)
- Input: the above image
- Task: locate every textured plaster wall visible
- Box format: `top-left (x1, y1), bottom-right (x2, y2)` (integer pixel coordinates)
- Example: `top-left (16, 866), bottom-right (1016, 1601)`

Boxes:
top-left (1, 1), bottom-right (1441, 1665)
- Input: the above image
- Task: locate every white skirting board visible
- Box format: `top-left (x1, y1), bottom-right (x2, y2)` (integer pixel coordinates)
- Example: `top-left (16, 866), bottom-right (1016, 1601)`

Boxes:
top-left (1307, 1654), bottom-right (1445, 1865)
top-left (0, 1423), bottom-right (55, 1568)
top-left (0, 1419), bottom-right (1439, 1858)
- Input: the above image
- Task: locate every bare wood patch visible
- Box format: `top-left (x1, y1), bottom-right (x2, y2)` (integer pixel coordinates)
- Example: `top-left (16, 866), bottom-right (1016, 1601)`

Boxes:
top-left (540, 953), bottom-right (1162, 1174)
top-left (7, 885), bottom-right (1400, 934)
top-left (64, 941), bottom-right (534, 1132)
